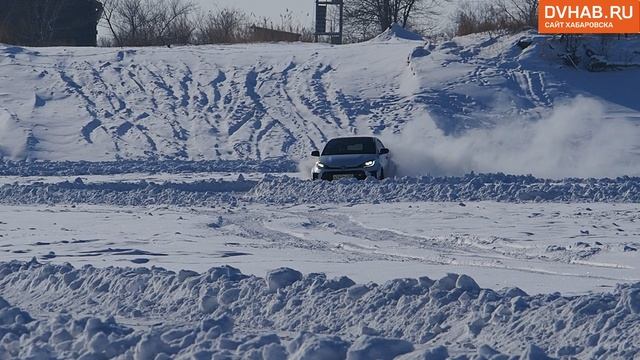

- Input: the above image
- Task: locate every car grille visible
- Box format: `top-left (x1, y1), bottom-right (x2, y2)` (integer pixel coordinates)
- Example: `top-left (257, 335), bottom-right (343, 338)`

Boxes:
top-left (323, 165), bottom-right (361, 170)
top-left (321, 170), bottom-right (367, 180)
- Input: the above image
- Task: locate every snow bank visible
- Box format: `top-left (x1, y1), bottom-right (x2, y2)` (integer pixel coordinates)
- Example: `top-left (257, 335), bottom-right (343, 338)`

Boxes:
top-left (1, 173), bottom-right (639, 206)
top-left (0, 159), bottom-right (297, 176)
top-left (1, 260), bottom-right (638, 358)
top-left (248, 174), bottom-right (640, 204)
top-left (370, 23), bottom-right (425, 42)
top-left (0, 178), bottom-right (254, 206)
top-left (545, 35), bottom-right (640, 71)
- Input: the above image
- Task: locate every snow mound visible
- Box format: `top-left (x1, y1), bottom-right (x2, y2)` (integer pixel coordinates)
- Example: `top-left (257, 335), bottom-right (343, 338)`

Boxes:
top-left (0, 159), bottom-right (297, 176)
top-left (267, 267), bottom-right (303, 292)
top-left (1, 173), bottom-right (640, 207)
top-left (0, 178), bottom-right (254, 206)
top-left (0, 260), bottom-right (638, 358)
top-left (248, 174), bottom-right (640, 204)
top-left (371, 23), bottom-right (424, 42)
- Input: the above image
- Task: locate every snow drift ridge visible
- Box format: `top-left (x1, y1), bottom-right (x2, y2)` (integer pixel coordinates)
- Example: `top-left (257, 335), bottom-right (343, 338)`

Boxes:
top-left (370, 23), bottom-right (425, 42)
top-left (0, 260), bottom-right (638, 359)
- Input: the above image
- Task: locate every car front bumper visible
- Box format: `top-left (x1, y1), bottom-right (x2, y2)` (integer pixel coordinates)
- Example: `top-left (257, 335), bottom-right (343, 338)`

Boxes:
top-left (312, 164), bottom-right (380, 180)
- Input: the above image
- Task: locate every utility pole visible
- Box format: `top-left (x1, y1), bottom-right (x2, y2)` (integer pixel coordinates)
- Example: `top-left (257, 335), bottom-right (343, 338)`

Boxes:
top-left (314, 0), bottom-right (344, 44)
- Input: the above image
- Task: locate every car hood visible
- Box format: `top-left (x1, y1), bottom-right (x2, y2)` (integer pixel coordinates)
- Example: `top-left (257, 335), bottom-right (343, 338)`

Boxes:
top-left (319, 154), bottom-right (376, 168)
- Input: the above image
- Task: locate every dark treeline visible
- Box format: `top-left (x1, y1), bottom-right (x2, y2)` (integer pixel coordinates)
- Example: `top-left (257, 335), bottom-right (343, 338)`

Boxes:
top-left (454, 0), bottom-right (538, 36)
top-left (0, 0), bottom-right (103, 46)
top-left (99, 0), bottom-right (315, 46)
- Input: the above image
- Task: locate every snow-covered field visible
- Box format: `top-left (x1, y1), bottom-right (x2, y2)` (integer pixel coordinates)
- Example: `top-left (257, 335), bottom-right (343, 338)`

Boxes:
top-left (1, 28), bottom-right (640, 359)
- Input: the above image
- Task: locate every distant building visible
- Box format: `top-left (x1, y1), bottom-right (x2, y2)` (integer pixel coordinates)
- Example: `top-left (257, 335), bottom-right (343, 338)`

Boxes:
top-left (0, 0), bottom-right (103, 47)
top-left (250, 26), bottom-right (302, 43)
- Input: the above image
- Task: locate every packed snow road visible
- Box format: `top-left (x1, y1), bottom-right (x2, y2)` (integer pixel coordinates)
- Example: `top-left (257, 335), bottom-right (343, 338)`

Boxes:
top-left (1, 201), bottom-right (638, 295)
top-left (0, 165), bottom-right (639, 296)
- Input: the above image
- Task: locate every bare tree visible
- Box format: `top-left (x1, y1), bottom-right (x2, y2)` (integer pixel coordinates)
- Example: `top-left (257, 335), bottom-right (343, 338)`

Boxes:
top-left (453, 0), bottom-right (538, 36)
top-left (497, 0), bottom-right (538, 30)
top-left (455, 3), bottom-right (505, 36)
top-left (100, 0), bottom-right (196, 46)
top-left (98, 4), bottom-right (314, 46)
top-left (100, 0), bottom-right (124, 46)
top-left (159, 0), bottom-right (197, 42)
top-left (102, 0), bottom-right (137, 45)
top-left (193, 8), bottom-right (247, 44)
top-left (164, 11), bottom-right (196, 45)
top-left (344, 0), bottom-right (443, 39)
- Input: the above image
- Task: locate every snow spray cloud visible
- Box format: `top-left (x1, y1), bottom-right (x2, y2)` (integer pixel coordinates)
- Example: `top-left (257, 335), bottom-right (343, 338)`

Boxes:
top-left (382, 96), bottom-right (640, 179)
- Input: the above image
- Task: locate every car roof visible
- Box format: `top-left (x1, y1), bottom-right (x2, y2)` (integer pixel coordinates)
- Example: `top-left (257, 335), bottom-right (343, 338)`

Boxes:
top-left (327, 136), bottom-right (379, 141)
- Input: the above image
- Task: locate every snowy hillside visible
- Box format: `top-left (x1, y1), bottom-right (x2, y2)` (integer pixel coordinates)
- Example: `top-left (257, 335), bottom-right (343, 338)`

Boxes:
top-left (1, 37), bottom-right (419, 161)
top-left (1, 29), bottom-right (639, 178)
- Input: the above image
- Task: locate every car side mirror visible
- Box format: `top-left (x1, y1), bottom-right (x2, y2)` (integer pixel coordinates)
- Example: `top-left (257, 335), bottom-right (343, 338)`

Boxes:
top-left (379, 148), bottom-right (389, 155)
top-left (311, 150), bottom-right (320, 157)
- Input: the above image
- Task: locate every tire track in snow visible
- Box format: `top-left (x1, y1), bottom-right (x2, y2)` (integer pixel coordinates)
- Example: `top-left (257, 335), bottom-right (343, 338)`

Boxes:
top-left (5, 38), bottom-right (614, 161)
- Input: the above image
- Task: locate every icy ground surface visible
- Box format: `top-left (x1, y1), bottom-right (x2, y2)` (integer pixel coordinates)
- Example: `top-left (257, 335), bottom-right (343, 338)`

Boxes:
top-left (1, 201), bottom-right (638, 295)
top-left (0, 260), bottom-right (638, 359)
top-left (0, 163), bottom-right (639, 296)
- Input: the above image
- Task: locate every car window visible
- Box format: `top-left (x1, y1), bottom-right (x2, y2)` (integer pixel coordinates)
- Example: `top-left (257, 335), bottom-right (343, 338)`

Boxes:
top-left (322, 138), bottom-right (376, 155)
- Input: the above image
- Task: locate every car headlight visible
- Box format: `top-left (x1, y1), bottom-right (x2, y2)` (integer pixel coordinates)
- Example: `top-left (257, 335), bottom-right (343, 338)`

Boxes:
top-left (364, 160), bottom-right (376, 168)
top-left (316, 162), bottom-right (325, 168)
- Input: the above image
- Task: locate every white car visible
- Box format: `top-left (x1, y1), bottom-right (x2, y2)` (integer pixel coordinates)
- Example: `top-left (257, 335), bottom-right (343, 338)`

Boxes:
top-left (311, 136), bottom-right (392, 181)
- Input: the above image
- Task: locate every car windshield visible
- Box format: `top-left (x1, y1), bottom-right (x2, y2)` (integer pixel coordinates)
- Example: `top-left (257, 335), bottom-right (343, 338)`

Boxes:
top-left (322, 138), bottom-right (376, 155)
